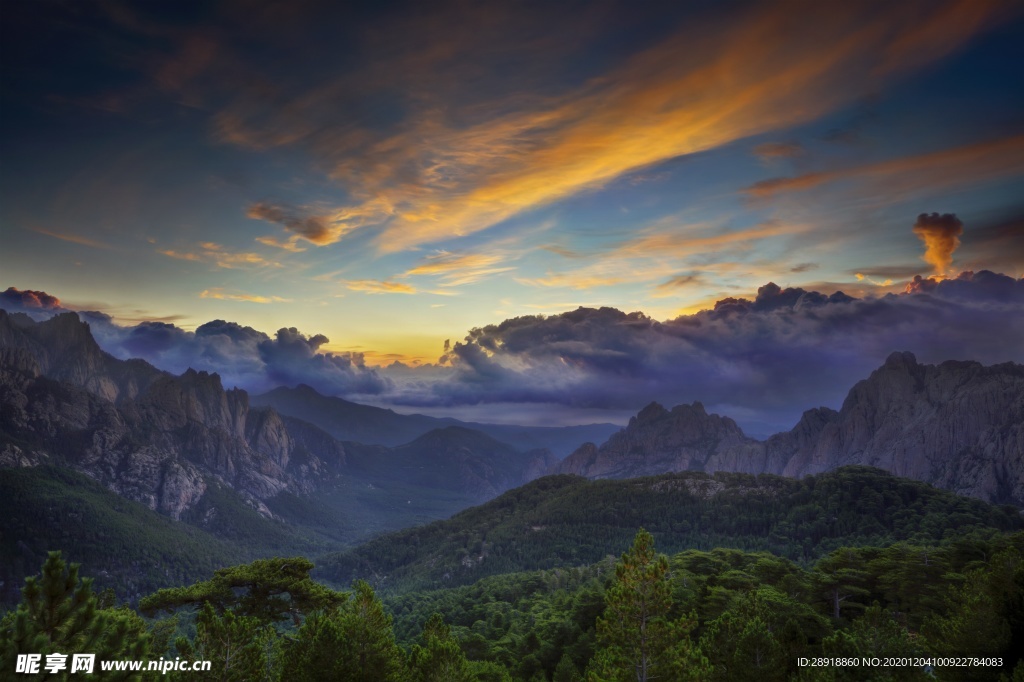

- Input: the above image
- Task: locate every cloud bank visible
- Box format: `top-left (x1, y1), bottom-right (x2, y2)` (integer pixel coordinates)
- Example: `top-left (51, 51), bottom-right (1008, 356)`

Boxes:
top-left (89, 316), bottom-right (390, 396)
top-left (386, 270), bottom-right (1024, 431)
top-left (4, 272), bottom-right (1023, 433)
top-left (0, 288), bottom-right (389, 397)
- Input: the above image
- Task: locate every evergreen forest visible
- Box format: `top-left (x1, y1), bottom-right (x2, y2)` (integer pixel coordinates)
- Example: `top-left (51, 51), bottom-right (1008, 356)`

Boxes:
top-left (3, 467), bottom-right (1023, 681)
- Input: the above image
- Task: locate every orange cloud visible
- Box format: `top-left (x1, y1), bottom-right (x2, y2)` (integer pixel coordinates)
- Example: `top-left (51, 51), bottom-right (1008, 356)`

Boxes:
top-left (753, 141), bottom-right (804, 163)
top-left (159, 249), bottom-right (203, 262)
top-left (159, 242), bottom-right (282, 269)
top-left (517, 220), bottom-right (808, 291)
top-left (247, 198), bottom-right (397, 247)
top-left (184, 0), bottom-right (1008, 258)
top-left (199, 288), bottom-right (290, 303)
top-left (344, 280), bottom-right (419, 294)
top-left (912, 213), bottom-right (963, 275)
top-left (272, 0), bottom-right (1004, 253)
top-left (403, 251), bottom-right (516, 286)
top-left (33, 227), bottom-right (113, 250)
top-left (745, 133), bottom-right (1024, 199)
top-left (255, 235), bottom-right (308, 252)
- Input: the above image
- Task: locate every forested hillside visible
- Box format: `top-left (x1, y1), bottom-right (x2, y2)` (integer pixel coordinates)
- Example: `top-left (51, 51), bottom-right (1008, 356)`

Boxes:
top-left (317, 467), bottom-right (1023, 592)
top-left (3, 529), bottom-right (1022, 681)
top-left (0, 467), bottom-right (327, 606)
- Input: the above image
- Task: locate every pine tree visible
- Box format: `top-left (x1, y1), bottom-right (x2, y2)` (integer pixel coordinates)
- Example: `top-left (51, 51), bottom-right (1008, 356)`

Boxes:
top-left (0, 551), bottom-right (149, 681)
top-left (140, 557), bottom-right (345, 625)
top-left (811, 548), bottom-right (870, 621)
top-left (174, 603), bottom-right (273, 682)
top-left (554, 652), bottom-right (583, 682)
top-left (408, 613), bottom-right (475, 682)
top-left (588, 529), bottom-right (707, 682)
top-left (281, 580), bottom-right (406, 682)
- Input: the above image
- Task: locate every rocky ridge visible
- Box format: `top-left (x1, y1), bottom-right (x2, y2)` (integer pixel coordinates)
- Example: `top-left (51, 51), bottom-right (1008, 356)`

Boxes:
top-left (0, 311), bottom-right (549, 519)
top-left (555, 351), bottom-right (1024, 505)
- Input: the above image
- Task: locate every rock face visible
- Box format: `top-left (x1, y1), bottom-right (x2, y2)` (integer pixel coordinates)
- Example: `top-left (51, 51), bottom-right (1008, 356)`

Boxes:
top-left (0, 310), bottom-right (345, 518)
top-left (556, 352), bottom-right (1024, 505)
top-left (0, 310), bottom-right (552, 517)
top-left (555, 402), bottom-right (763, 479)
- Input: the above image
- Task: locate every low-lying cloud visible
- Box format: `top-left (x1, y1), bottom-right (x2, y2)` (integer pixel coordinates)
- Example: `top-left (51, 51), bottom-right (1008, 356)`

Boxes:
top-left (4, 272), bottom-right (1023, 434)
top-left (386, 270), bottom-right (1024, 432)
top-left (0, 292), bottom-right (391, 397)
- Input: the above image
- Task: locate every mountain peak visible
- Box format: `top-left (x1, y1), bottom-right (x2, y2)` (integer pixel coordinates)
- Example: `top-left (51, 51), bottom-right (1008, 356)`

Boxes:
top-left (635, 401), bottom-right (668, 424)
top-left (882, 350), bottom-right (919, 371)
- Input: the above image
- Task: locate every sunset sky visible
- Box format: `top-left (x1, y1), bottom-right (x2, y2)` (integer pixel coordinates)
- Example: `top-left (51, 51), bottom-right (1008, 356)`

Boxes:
top-left (2, 0), bottom-right (1023, 434)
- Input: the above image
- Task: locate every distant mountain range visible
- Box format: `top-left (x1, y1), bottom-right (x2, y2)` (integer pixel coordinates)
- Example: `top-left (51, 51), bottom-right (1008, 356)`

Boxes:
top-left (555, 351), bottom-right (1024, 505)
top-left (252, 384), bottom-right (618, 455)
top-left (2, 306), bottom-right (1022, 547)
top-left (0, 311), bottom-right (563, 527)
top-left (3, 306), bottom-right (1024, 609)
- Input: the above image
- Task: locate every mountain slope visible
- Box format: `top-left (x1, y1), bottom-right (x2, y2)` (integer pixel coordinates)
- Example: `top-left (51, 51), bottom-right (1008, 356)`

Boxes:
top-left (316, 466), bottom-right (1023, 592)
top-left (556, 352), bottom-right (1024, 505)
top-left (345, 426), bottom-right (556, 501)
top-left (0, 310), bottom-right (562, 529)
top-left (0, 466), bottom-right (249, 605)
top-left (0, 311), bottom-right (351, 519)
top-left (252, 383), bottom-right (618, 455)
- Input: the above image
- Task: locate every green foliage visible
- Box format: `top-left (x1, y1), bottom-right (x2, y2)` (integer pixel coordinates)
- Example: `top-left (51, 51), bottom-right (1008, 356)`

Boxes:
top-left (408, 613), bottom-right (476, 682)
top-left (811, 548), bottom-right (872, 621)
top-left (174, 603), bottom-right (274, 682)
top-left (0, 551), bottom-right (150, 681)
top-left (554, 653), bottom-right (583, 682)
top-left (6, 519), bottom-right (1024, 681)
top-left (820, 604), bottom-right (926, 681)
top-left (279, 581), bottom-right (405, 682)
top-left (385, 532), bottom-right (1024, 681)
top-left (589, 529), bottom-right (678, 681)
top-left (318, 467), bottom-right (1022, 593)
top-left (920, 544), bottom-right (1024, 681)
top-left (140, 557), bottom-right (346, 625)
top-left (0, 467), bottom-right (245, 605)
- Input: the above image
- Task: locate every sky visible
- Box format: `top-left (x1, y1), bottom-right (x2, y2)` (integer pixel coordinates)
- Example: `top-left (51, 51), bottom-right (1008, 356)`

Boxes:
top-left (2, 0), bottom-right (1023, 436)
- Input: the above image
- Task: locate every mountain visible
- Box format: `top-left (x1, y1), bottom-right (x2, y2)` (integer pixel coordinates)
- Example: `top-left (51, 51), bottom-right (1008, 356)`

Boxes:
top-left (0, 310), bottom-right (348, 520)
top-left (555, 352), bottom-right (1024, 505)
top-left (555, 401), bottom-right (764, 478)
top-left (316, 466), bottom-right (1024, 592)
top-left (0, 310), bottom-right (559, 531)
top-left (345, 427), bottom-right (557, 502)
top-left (0, 466), bottom-right (245, 605)
top-left (252, 383), bottom-right (618, 456)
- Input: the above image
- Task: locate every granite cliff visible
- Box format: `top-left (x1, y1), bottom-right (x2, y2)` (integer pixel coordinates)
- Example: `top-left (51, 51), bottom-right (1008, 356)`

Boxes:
top-left (0, 311), bottom-right (549, 520)
top-left (556, 351), bottom-right (1024, 505)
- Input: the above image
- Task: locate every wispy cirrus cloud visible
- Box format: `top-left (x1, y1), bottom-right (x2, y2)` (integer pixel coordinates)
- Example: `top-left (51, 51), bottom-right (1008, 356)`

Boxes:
top-left (199, 288), bottom-right (291, 304)
top-left (32, 227), bottom-right (114, 250)
top-left (344, 279), bottom-right (419, 295)
top-left (255, 235), bottom-right (307, 252)
top-left (744, 133), bottom-right (1024, 199)
top-left (403, 251), bottom-right (516, 286)
top-left (204, 0), bottom-right (1008, 254)
top-left (518, 220), bottom-right (809, 291)
top-left (753, 141), bottom-right (804, 163)
top-left (159, 242), bottom-right (282, 269)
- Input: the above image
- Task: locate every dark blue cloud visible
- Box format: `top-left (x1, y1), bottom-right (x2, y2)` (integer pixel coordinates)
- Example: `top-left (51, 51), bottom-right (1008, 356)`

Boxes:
top-left (390, 271), bottom-right (1024, 433)
top-left (4, 273), bottom-right (1022, 434)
